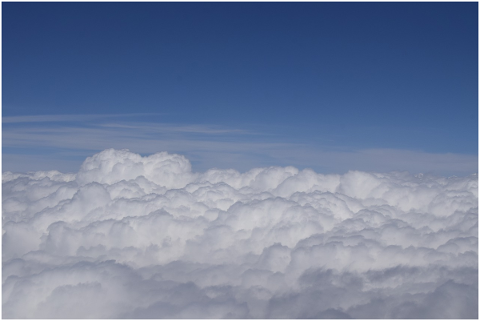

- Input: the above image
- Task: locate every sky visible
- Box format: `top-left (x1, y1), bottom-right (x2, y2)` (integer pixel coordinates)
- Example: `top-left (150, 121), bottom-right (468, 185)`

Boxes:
top-left (2, 2), bottom-right (478, 174)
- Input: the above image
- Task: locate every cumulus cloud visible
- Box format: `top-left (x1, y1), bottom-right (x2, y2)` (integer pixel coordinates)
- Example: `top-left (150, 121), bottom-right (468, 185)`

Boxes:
top-left (2, 149), bottom-right (478, 318)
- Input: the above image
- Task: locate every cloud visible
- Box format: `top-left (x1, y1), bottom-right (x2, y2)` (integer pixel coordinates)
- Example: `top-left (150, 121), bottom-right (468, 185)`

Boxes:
top-left (1, 113), bottom-right (162, 123)
top-left (2, 149), bottom-right (478, 318)
top-left (3, 116), bottom-right (477, 175)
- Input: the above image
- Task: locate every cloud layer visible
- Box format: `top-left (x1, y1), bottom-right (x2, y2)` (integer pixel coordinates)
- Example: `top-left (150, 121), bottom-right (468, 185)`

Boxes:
top-left (3, 149), bottom-right (478, 318)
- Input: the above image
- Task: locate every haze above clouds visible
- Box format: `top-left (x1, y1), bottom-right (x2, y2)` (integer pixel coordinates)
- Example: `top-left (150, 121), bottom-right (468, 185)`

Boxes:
top-left (3, 149), bottom-right (477, 318)
top-left (3, 115), bottom-right (477, 176)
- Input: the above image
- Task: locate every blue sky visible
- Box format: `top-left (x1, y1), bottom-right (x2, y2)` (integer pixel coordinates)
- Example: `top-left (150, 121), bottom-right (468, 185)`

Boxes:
top-left (2, 2), bottom-right (478, 175)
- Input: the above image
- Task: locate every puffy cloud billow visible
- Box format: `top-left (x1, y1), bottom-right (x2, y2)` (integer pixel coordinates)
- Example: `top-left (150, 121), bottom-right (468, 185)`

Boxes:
top-left (2, 149), bottom-right (478, 318)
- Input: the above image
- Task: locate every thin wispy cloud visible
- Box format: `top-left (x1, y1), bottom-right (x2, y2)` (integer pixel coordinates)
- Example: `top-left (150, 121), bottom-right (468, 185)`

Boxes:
top-left (2, 116), bottom-right (285, 173)
top-left (2, 113), bottom-right (163, 123)
top-left (3, 118), bottom-right (477, 175)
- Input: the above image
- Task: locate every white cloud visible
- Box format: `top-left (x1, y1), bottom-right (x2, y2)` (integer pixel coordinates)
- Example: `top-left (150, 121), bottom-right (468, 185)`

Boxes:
top-left (2, 149), bottom-right (478, 318)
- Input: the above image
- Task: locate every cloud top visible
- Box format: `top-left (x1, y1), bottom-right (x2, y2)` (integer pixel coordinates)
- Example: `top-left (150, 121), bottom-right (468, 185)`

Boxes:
top-left (3, 149), bottom-right (478, 318)
top-left (76, 149), bottom-right (194, 188)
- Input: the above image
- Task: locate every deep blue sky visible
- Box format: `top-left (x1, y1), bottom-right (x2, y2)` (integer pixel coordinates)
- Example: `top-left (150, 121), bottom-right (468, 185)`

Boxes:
top-left (2, 2), bottom-right (478, 174)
